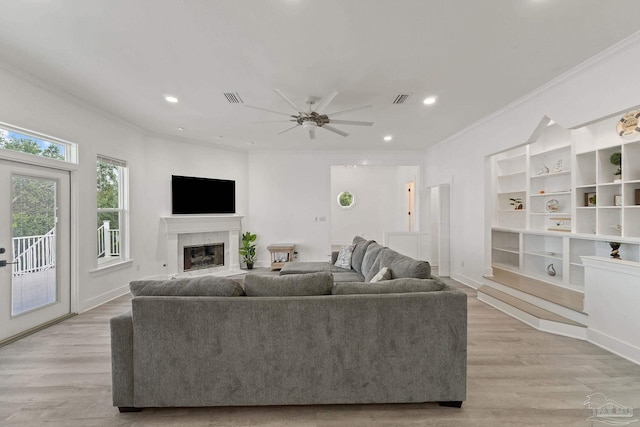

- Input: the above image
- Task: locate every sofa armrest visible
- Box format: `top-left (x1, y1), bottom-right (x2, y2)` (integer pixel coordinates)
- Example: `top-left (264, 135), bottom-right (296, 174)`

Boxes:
top-left (111, 311), bottom-right (134, 408)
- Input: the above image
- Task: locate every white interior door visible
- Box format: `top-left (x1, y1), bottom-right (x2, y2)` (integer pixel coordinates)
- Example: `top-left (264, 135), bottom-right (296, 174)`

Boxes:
top-left (0, 159), bottom-right (71, 344)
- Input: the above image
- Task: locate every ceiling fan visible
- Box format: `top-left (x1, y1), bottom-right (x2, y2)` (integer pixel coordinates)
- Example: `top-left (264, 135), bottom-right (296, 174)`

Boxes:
top-left (245, 89), bottom-right (373, 140)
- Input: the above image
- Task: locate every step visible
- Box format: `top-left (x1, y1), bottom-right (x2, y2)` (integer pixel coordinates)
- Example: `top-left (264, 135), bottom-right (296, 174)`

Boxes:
top-left (478, 285), bottom-right (587, 340)
top-left (489, 266), bottom-right (584, 313)
top-left (478, 285), bottom-right (585, 327)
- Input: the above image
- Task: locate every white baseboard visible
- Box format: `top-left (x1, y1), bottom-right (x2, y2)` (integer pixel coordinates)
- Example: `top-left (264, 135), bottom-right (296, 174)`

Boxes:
top-left (450, 272), bottom-right (482, 289)
top-left (80, 283), bottom-right (130, 313)
top-left (587, 328), bottom-right (640, 366)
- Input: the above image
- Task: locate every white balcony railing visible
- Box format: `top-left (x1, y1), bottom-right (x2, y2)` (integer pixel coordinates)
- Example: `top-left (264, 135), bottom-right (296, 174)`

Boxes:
top-left (11, 222), bottom-right (120, 276)
top-left (12, 228), bottom-right (56, 276)
top-left (97, 220), bottom-right (120, 258)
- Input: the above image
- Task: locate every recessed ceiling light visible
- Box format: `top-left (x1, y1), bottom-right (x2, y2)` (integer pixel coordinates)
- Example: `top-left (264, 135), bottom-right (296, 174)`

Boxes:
top-left (164, 95), bottom-right (179, 103)
top-left (384, 135), bottom-right (393, 142)
top-left (247, 141), bottom-right (255, 145)
top-left (177, 127), bottom-right (184, 131)
top-left (423, 96), bottom-right (437, 105)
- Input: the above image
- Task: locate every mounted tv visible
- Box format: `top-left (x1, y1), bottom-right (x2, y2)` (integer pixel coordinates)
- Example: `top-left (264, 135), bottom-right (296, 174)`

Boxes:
top-left (171, 175), bottom-right (235, 214)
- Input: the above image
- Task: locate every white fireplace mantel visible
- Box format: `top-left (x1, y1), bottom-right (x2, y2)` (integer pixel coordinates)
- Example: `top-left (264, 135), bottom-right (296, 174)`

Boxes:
top-left (161, 215), bottom-right (244, 276)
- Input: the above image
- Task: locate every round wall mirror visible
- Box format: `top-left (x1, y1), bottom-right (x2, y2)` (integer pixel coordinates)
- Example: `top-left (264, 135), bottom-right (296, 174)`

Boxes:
top-left (337, 191), bottom-right (355, 208)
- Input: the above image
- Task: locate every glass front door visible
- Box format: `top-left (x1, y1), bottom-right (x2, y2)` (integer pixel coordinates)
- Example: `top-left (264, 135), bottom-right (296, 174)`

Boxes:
top-left (0, 159), bottom-right (71, 344)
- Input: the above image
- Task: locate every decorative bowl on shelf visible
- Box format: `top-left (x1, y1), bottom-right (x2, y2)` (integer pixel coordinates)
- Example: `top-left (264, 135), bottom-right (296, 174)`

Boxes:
top-left (545, 199), bottom-right (559, 212)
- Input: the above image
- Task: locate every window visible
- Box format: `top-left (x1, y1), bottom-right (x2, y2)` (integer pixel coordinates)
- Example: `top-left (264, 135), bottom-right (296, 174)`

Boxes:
top-left (0, 124), bottom-right (75, 163)
top-left (337, 191), bottom-right (356, 208)
top-left (97, 155), bottom-right (128, 266)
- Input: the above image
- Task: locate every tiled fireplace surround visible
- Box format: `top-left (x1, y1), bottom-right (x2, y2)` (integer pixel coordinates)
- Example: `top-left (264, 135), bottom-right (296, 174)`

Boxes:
top-left (161, 215), bottom-right (243, 277)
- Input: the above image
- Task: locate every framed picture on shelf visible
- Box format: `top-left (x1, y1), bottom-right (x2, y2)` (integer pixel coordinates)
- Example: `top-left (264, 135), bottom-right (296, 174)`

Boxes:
top-left (585, 192), bottom-right (596, 207)
top-left (614, 194), bottom-right (622, 206)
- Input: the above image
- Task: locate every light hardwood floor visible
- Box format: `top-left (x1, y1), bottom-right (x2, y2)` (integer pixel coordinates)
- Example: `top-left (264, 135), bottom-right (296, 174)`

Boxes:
top-left (1, 277), bottom-right (639, 426)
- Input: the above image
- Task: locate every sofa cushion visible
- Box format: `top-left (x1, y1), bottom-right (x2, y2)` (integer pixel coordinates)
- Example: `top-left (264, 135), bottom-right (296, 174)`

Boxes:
top-left (369, 267), bottom-right (392, 283)
top-left (280, 261), bottom-right (350, 275)
top-left (244, 271), bottom-right (333, 296)
top-left (361, 242), bottom-right (384, 278)
top-left (130, 276), bottom-right (244, 297)
top-left (351, 239), bottom-right (374, 274)
top-left (376, 248), bottom-right (431, 280)
top-left (332, 277), bottom-right (446, 295)
top-left (334, 244), bottom-right (355, 269)
top-left (331, 271), bottom-right (366, 283)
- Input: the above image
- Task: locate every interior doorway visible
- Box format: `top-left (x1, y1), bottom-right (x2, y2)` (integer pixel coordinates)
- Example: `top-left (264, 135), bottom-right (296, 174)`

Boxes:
top-left (406, 181), bottom-right (415, 232)
top-left (420, 184), bottom-right (451, 276)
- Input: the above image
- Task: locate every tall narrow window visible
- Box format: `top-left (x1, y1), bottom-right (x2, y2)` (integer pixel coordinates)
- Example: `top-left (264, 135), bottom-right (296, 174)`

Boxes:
top-left (97, 155), bottom-right (128, 266)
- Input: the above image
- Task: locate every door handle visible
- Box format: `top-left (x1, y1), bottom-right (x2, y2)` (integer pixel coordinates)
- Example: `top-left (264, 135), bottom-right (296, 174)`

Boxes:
top-left (0, 260), bottom-right (17, 267)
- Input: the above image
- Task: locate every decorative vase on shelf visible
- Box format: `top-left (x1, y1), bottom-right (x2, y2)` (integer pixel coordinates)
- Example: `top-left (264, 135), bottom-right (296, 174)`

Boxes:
top-left (537, 165), bottom-right (549, 176)
top-left (553, 160), bottom-right (563, 173)
top-left (546, 263), bottom-right (556, 277)
top-left (609, 242), bottom-right (621, 259)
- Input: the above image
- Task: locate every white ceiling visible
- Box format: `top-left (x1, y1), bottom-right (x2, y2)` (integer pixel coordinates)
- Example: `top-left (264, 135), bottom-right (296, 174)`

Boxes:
top-left (1, 0), bottom-right (640, 152)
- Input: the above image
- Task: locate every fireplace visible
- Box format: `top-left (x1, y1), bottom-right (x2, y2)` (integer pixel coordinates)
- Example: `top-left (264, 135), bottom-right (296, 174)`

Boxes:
top-left (161, 214), bottom-right (243, 277)
top-left (183, 243), bottom-right (224, 272)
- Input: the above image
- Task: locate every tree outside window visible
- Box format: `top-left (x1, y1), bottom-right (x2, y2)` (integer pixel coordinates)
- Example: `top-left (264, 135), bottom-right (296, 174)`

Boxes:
top-left (97, 156), bottom-right (128, 265)
top-left (1, 131), bottom-right (63, 239)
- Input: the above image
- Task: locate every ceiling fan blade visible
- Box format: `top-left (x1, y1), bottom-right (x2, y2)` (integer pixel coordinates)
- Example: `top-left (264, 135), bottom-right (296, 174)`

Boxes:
top-left (245, 104), bottom-right (295, 117)
top-left (277, 124), bottom-right (300, 135)
top-left (326, 104), bottom-right (373, 117)
top-left (250, 119), bottom-right (297, 123)
top-left (273, 89), bottom-right (304, 113)
top-left (322, 124), bottom-right (349, 137)
top-left (313, 89), bottom-right (338, 114)
top-left (329, 119), bottom-right (374, 127)
top-left (308, 127), bottom-right (316, 140)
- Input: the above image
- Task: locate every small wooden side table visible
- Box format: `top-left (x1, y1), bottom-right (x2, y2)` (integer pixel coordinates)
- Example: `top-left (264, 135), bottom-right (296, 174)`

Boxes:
top-left (267, 243), bottom-right (295, 271)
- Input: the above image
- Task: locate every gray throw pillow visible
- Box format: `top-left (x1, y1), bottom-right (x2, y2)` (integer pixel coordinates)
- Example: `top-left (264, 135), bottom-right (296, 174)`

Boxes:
top-left (130, 275), bottom-right (244, 297)
top-left (332, 278), bottom-right (445, 295)
top-left (244, 271), bottom-right (333, 296)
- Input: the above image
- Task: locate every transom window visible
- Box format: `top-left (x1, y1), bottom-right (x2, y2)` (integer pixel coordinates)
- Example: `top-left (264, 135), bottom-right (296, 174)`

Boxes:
top-left (0, 123), bottom-right (75, 163)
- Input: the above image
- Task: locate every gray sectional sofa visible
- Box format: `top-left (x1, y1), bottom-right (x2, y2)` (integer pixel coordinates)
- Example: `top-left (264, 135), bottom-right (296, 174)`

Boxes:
top-left (110, 243), bottom-right (467, 412)
top-left (280, 236), bottom-right (432, 283)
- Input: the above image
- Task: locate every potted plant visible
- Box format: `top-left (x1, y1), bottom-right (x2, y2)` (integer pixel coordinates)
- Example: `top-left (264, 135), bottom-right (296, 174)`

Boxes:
top-left (239, 231), bottom-right (257, 269)
top-left (509, 197), bottom-right (523, 210)
top-left (610, 152), bottom-right (622, 181)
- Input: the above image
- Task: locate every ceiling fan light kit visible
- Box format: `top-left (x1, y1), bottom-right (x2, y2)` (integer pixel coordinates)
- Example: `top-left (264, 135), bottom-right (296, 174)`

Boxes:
top-left (246, 89), bottom-right (373, 140)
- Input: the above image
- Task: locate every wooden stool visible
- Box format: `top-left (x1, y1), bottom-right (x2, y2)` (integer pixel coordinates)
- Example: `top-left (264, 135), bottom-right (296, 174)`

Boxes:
top-left (267, 243), bottom-right (295, 271)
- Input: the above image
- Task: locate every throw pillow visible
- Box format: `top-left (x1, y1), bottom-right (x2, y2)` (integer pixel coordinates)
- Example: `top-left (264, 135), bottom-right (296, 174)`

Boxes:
top-left (334, 244), bottom-right (355, 269)
top-left (244, 271), bottom-right (334, 296)
top-left (130, 275), bottom-right (244, 297)
top-left (332, 278), bottom-right (446, 295)
top-left (369, 267), bottom-right (392, 283)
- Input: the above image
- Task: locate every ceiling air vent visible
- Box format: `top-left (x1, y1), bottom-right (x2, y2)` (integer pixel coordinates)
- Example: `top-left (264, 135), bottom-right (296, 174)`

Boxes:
top-left (223, 92), bottom-right (244, 104)
top-left (392, 93), bottom-right (412, 104)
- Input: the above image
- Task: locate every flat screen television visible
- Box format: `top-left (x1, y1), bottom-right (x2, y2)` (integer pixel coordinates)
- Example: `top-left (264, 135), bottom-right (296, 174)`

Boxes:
top-left (171, 175), bottom-right (235, 214)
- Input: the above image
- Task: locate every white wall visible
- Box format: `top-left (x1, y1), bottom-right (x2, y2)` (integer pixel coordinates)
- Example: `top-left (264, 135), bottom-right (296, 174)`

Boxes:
top-left (331, 165), bottom-right (414, 246)
top-left (0, 62), bottom-right (248, 311)
top-left (423, 33), bottom-right (640, 288)
top-left (248, 151), bottom-right (423, 265)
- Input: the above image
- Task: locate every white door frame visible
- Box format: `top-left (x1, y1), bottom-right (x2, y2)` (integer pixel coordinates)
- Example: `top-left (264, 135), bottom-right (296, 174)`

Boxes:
top-left (0, 156), bottom-right (77, 344)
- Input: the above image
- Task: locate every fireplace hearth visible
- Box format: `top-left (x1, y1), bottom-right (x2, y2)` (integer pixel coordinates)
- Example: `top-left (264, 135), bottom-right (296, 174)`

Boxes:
top-left (183, 243), bottom-right (224, 272)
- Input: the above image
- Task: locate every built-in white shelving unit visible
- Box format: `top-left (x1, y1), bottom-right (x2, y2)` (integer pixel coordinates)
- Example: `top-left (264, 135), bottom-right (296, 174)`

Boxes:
top-left (490, 115), bottom-right (640, 291)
